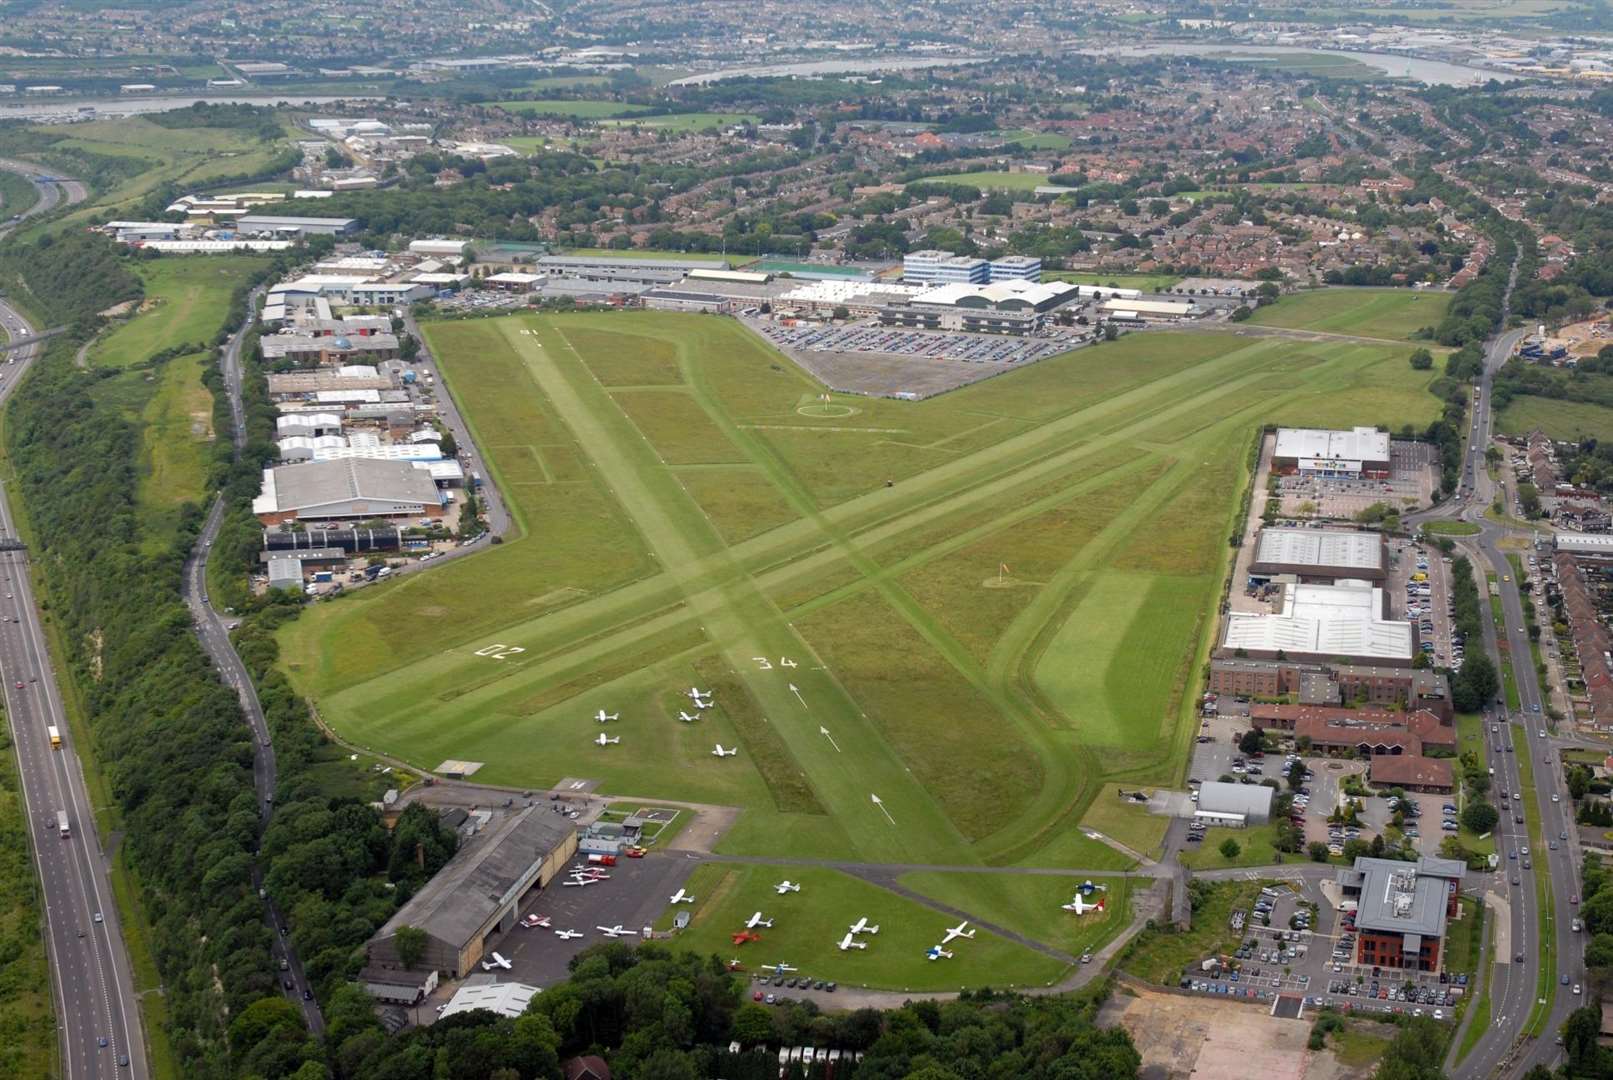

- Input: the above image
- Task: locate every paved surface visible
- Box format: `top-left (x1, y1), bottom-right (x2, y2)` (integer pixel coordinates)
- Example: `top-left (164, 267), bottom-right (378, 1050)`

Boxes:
top-left (0, 159), bottom-right (150, 1078)
top-left (180, 291), bottom-right (324, 1033)
top-left (1400, 255), bottom-right (1583, 1078)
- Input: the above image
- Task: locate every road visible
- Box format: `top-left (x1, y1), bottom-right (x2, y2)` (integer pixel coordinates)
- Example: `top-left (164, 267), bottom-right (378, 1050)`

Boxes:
top-left (0, 162), bottom-right (150, 1078)
top-left (179, 290), bottom-right (325, 1034)
top-left (1406, 258), bottom-right (1582, 1078)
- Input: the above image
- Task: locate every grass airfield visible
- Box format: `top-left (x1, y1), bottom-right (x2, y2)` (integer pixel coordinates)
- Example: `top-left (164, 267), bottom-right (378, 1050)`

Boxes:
top-left (276, 306), bottom-right (1443, 974)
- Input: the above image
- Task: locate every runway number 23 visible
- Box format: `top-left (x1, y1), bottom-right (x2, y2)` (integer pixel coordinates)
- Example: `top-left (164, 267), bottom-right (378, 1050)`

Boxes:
top-left (475, 643), bottom-right (526, 660)
top-left (752, 657), bottom-right (797, 670)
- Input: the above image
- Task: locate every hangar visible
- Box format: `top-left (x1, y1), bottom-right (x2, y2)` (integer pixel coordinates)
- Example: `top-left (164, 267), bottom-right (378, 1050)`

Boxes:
top-left (365, 808), bottom-right (577, 980)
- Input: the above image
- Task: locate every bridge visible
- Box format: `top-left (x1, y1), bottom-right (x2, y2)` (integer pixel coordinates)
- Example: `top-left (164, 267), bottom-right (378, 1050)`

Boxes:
top-left (0, 326), bottom-right (66, 353)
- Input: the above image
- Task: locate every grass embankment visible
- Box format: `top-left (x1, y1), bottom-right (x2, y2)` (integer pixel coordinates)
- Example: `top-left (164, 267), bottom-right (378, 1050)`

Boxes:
top-left (1119, 879), bottom-right (1267, 985)
top-left (0, 726), bottom-right (53, 1078)
top-left (1511, 723), bottom-right (1556, 1038)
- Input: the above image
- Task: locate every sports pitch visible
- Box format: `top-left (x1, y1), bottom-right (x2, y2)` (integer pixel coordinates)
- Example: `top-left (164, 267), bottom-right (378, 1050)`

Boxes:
top-left (279, 311), bottom-right (1443, 870)
top-left (1248, 287), bottom-right (1451, 342)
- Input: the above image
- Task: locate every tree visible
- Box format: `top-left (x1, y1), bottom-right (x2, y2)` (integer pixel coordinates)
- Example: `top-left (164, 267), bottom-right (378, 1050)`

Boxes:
top-left (1452, 652), bottom-right (1499, 712)
top-left (831, 305), bottom-right (850, 321)
top-left (394, 925), bottom-right (428, 970)
top-left (1583, 889), bottom-right (1613, 936)
top-left (1564, 1005), bottom-right (1602, 1071)
top-left (1409, 347), bottom-right (1434, 370)
top-left (1461, 800), bottom-right (1498, 835)
top-left (1219, 837), bottom-right (1242, 861)
top-left (1239, 729), bottom-right (1264, 756)
top-left (1308, 841), bottom-right (1330, 862)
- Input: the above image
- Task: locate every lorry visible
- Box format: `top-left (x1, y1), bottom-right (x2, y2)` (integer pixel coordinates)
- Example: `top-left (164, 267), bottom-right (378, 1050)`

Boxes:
top-left (56, 810), bottom-right (69, 838)
top-left (47, 724), bottom-right (60, 749)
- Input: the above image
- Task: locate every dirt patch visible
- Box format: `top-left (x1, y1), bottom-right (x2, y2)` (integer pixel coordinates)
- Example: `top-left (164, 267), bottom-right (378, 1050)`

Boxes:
top-left (1100, 983), bottom-right (1367, 1080)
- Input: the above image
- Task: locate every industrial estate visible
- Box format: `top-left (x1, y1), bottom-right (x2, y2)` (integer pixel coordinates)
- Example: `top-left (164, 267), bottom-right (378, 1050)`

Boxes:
top-left (6, 4), bottom-right (1613, 1080)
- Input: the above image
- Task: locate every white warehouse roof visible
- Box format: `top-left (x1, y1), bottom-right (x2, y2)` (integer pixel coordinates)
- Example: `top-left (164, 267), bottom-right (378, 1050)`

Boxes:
top-left (439, 980), bottom-right (540, 1020)
top-left (1254, 527), bottom-right (1384, 572)
top-left (1222, 580), bottom-right (1412, 662)
top-left (1196, 781), bottom-right (1273, 820)
top-left (1275, 426), bottom-right (1390, 465)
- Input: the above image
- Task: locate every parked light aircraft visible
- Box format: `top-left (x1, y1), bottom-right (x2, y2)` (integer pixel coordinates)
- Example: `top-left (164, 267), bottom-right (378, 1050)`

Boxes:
top-left (774, 880), bottom-right (802, 895)
top-left (926, 946), bottom-right (954, 961)
top-left (593, 710), bottom-right (619, 723)
top-left (481, 952), bottom-right (512, 971)
top-left (554, 929), bottom-right (583, 940)
top-left (848, 918), bottom-right (879, 936)
top-left (597, 925), bottom-right (634, 938)
top-left (746, 912), bottom-right (774, 929)
top-left (712, 744), bottom-right (737, 757)
top-left (521, 914), bottom-right (551, 929)
top-left (761, 961), bottom-right (797, 975)
top-left (669, 888), bottom-right (695, 904)
top-left (594, 733), bottom-right (620, 746)
top-left (941, 921), bottom-right (975, 945)
top-left (1062, 894), bottom-right (1106, 915)
top-left (837, 933), bottom-right (868, 951)
top-left (686, 687), bottom-right (714, 704)
top-left (677, 711), bottom-right (700, 723)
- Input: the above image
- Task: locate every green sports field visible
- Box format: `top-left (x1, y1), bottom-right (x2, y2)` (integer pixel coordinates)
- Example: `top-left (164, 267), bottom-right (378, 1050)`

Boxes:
top-left (279, 312), bottom-right (1444, 879)
top-left (601, 112), bottom-right (759, 132)
top-left (917, 171), bottom-right (1055, 192)
top-left (490, 99), bottom-right (652, 119)
top-left (1248, 287), bottom-right (1451, 342)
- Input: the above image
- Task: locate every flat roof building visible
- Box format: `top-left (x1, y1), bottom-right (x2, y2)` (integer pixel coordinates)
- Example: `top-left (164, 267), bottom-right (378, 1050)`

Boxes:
top-left (438, 978), bottom-right (541, 1019)
top-left (903, 249), bottom-right (989, 285)
top-left (988, 255), bottom-right (1042, 282)
top-left (365, 808), bottom-right (577, 979)
top-left (1100, 298), bottom-right (1199, 320)
top-left (1221, 580), bottom-right (1414, 665)
top-left (253, 458), bottom-right (444, 524)
top-left (1251, 526), bottom-right (1387, 582)
top-left (1193, 781), bottom-right (1273, 826)
top-left (1336, 856), bottom-right (1463, 971)
top-left (235, 214), bottom-right (357, 236)
top-left (1273, 427), bottom-right (1391, 477)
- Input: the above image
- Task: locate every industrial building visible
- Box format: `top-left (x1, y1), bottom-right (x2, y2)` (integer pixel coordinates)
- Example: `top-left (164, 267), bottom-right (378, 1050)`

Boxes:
top-left (252, 458), bottom-right (445, 524)
top-left (1249, 526), bottom-right (1387, 583)
top-left (1192, 781), bottom-right (1273, 827)
top-left (1100, 298), bottom-right (1199, 321)
top-left (877, 279), bottom-right (1080, 335)
top-left (234, 214), bottom-right (358, 236)
top-left (260, 333), bottom-right (400, 365)
top-left (1272, 427), bottom-right (1392, 478)
top-left (1337, 856), bottom-right (1463, 971)
top-left (1554, 532), bottom-right (1613, 558)
top-left (438, 978), bottom-right (542, 1020)
top-left (1220, 580), bottom-right (1413, 665)
top-left (365, 808), bottom-right (577, 980)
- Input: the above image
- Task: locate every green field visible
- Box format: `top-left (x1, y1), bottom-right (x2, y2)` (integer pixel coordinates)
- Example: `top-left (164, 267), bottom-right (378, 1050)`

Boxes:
top-left (918, 171), bottom-right (1057, 192)
top-left (1497, 396), bottom-right (1613, 443)
top-left (90, 256), bottom-right (267, 369)
top-left (274, 311), bottom-right (1445, 972)
top-left (1249, 287), bottom-right (1451, 342)
top-left (657, 864), bottom-right (1068, 990)
top-left (992, 130), bottom-right (1074, 151)
top-left (601, 112), bottom-right (759, 132)
top-left (490, 99), bottom-right (652, 118)
top-left (560, 247), bottom-right (730, 264)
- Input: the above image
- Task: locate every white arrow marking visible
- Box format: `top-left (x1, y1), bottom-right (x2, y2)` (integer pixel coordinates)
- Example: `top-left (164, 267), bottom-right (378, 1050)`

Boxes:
top-left (819, 726), bottom-right (840, 753)
top-left (870, 793), bottom-right (894, 825)
top-left (788, 683), bottom-right (808, 710)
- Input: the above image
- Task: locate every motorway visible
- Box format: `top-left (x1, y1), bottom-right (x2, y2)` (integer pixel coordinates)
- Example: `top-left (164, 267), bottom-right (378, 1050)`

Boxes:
top-left (0, 164), bottom-right (150, 1078)
top-left (179, 288), bottom-right (325, 1034)
top-left (1410, 261), bottom-right (1582, 1077)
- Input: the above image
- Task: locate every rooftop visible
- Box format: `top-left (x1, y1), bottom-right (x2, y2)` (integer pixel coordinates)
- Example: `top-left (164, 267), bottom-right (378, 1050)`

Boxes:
top-left (1221, 580), bottom-right (1412, 662)
top-left (1340, 856), bottom-right (1462, 940)
top-left (439, 978), bottom-right (541, 1019)
top-left (254, 458), bottom-right (441, 515)
top-left (1274, 426), bottom-right (1391, 465)
top-left (1254, 527), bottom-right (1384, 573)
top-left (1195, 781), bottom-right (1274, 818)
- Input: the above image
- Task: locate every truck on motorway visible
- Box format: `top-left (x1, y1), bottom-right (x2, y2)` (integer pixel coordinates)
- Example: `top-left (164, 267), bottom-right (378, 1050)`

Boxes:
top-left (47, 724), bottom-right (60, 749)
top-left (56, 810), bottom-right (69, 837)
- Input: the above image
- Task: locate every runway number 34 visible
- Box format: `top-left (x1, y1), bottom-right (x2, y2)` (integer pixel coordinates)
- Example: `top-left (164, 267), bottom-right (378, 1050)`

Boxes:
top-left (752, 657), bottom-right (797, 670)
top-left (475, 643), bottom-right (526, 660)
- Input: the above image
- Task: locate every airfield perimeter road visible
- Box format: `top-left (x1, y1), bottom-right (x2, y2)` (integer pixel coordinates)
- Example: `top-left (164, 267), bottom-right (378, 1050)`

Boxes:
top-left (0, 163), bottom-right (151, 1078)
top-left (182, 288), bottom-right (325, 1034)
top-left (1405, 253), bottom-right (1584, 1078)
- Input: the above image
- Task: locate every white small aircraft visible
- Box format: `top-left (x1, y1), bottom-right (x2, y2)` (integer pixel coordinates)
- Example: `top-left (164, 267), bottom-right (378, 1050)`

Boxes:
top-left (746, 911), bottom-right (774, 929)
top-left (669, 888), bottom-right (695, 905)
top-left (597, 925), bottom-right (633, 938)
top-left (593, 709), bottom-right (619, 723)
top-left (926, 945), bottom-right (954, 961)
top-left (481, 951), bottom-right (512, 971)
top-left (677, 711), bottom-right (700, 723)
top-left (848, 917), bottom-right (879, 936)
top-left (594, 733), bottom-right (620, 747)
top-left (554, 929), bottom-right (583, 940)
top-left (686, 687), bottom-right (713, 703)
top-left (712, 744), bottom-right (737, 757)
top-left (774, 880), bottom-right (802, 895)
top-left (561, 877), bottom-right (597, 888)
top-left (521, 914), bottom-right (551, 929)
top-left (941, 920), bottom-right (975, 945)
top-left (1062, 894), bottom-right (1106, 916)
top-left (837, 933), bottom-right (868, 951)
top-left (761, 961), bottom-right (797, 975)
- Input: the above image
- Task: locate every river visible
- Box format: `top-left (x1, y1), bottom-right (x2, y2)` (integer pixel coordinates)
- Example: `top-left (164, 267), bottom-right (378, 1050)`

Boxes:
top-left (1102, 43), bottom-right (1514, 86)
